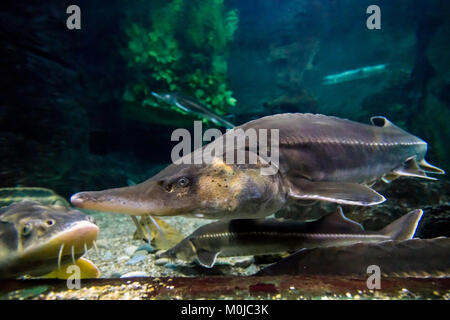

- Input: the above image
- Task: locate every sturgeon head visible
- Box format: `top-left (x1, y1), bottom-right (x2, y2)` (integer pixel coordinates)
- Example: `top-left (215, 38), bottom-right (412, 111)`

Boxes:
top-left (0, 201), bottom-right (99, 278)
top-left (71, 157), bottom-right (287, 220)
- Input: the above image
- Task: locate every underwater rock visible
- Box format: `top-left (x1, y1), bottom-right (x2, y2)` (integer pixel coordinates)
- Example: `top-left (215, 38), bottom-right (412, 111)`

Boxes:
top-left (154, 258), bottom-right (170, 266)
top-left (110, 273), bottom-right (122, 278)
top-left (416, 205), bottom-right (450, 238)
top-left (103, 251), bottom-right (113, 260)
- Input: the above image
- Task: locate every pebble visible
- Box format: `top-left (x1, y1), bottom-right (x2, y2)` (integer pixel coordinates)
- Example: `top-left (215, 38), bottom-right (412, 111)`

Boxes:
top-left (117, 255), bottom-right (130, 263)
top-left (96, 239), bottom-right (108, 249)
top-left (245, 265), bottom-right (260, 275)
top-left (120, 271), bottom-right (149, 278)
top-left (110, 273), bottom-right (122, 278)
top-left (155, 250), bottom-right (166, 258)
top-left (124, 246), bottom-right (138, 256)
top-left (103, 251), bottom-right (113, 260)
top-left (134, 250), bottom-right (149, 256)
top-left (126, 255), bottom-right (147, 265)
top-left (155, 258), bottom-right (170, 266)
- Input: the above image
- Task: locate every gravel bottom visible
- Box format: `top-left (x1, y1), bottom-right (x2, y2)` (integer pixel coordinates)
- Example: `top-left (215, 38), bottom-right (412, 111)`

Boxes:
top-left (82, 210), bottom-right (261, 278)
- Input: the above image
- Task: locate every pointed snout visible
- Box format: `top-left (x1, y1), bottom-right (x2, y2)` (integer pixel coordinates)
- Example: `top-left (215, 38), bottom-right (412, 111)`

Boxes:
top-left (70, 182), bottom-right (174, 216)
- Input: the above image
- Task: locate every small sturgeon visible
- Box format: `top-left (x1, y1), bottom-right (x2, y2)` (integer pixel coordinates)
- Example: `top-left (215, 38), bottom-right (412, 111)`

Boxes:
top-left (257, 237), bottom-right (450, 278)
top-left (71, 114), bottom-right (443, 219)
top-left (0, 201), bottom-right (99, 278)
top-left (157, 208), bottom-right (423, 267)
top-left (152, 92), bottom-right (235, 129)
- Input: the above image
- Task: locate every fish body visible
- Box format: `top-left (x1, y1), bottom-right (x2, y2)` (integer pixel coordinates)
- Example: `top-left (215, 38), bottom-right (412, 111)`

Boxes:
top-left (257, 237), bottom-right (450, 278)
top-left (322, 64), bottom-right (387, 85)
top-left (152, 92), bottom-right (235, 129)
top-left (0, 201), bottom-right (99, 278)
top-left (0, 187), bottom-right (70, 207)
top-left (158, 208), bottom-right (423, 267)
top-left (71, 113), bottom-right (443, 219)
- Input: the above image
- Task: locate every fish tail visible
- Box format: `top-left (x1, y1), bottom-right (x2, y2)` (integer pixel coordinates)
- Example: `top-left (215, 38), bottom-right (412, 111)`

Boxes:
top-left (379, 209), bottom-right (424, 240)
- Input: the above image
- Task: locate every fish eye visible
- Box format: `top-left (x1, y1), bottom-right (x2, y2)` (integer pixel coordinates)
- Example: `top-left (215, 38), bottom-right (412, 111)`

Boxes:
top-left (46, 219), bottom-right (55, 226)
top-left (22, 223), bottom-right (32, 236)
top-left (177, 177), bottom-right (190, 187)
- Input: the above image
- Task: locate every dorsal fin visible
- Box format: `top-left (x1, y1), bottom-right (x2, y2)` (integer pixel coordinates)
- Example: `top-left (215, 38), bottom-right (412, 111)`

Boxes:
top-left (313, 207), bottom-right (364, 233)
top-left (379, 209), bottom-right (423, 240)
top-left (370, 116), bottom-right (395, 128)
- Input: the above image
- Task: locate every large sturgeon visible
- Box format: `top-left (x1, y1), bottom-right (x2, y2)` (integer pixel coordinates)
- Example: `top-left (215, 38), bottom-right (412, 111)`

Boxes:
top-left (71, 113), bottom-right (444, 219)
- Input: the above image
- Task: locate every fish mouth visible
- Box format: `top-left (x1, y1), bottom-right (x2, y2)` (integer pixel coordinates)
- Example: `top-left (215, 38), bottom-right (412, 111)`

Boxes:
top-left (23, 220), bottom-right (99, 262)
top-left (4, 220), bottom-right (100, 278)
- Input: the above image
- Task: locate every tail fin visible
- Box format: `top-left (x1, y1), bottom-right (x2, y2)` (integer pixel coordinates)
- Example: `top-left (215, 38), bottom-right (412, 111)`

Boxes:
top-left (379, 209), bottom-right (423, 240)
top-left (419, 159), bottom-right (445, 174)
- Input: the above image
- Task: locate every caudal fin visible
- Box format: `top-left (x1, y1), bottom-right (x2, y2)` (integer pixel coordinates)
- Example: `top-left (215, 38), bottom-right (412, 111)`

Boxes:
top-left (379, 209), bottom-right (423, 240)
top-left (419, 159), bottom-right (445, 175)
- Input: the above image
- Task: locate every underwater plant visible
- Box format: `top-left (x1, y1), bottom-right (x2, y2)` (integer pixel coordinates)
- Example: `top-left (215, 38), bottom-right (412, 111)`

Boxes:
top-left (122, 0), bottom-right (238, 122)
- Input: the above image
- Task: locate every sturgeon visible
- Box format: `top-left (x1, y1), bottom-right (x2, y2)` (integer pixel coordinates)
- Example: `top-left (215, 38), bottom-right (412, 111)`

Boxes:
top-left (0, 201), bottom-right (99, 278)
top-left (70, 113), bottom-right (444, 219)
top-left (157, 208), bottom-right (423, 267)
top-left (256, 237), bottom-right (450, 278)
top-left (152, 92), bottom-right (235, 129)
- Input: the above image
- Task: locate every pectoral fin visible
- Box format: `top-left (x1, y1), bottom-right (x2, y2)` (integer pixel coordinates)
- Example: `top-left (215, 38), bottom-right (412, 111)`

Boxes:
top-left (288, 178), bottom-right (386, 206)
top-left (393, 157), bottom-right (437, 180)
top-left (196, 249), bottom-right (220, 268)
